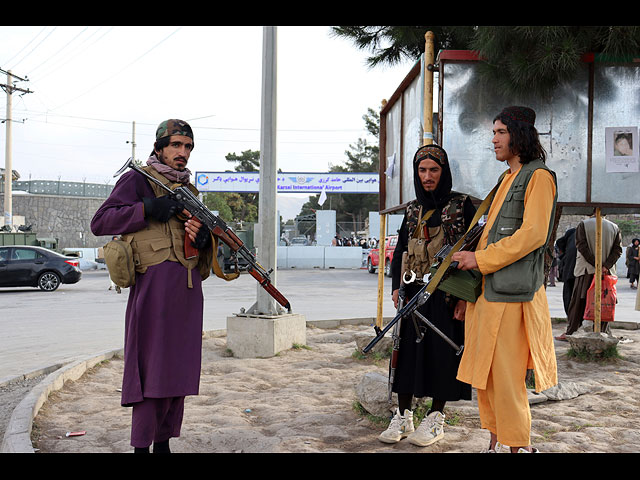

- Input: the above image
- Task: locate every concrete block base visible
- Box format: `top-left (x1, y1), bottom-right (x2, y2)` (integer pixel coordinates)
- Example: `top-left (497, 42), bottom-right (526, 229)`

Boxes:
top-left (226, 313), bottom-right (307, 358)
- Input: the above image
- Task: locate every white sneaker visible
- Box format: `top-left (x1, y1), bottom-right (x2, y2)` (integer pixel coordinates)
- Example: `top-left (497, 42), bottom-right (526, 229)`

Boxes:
top-left (495, 441), bottom-right (510, 453)
top-left (378, 408), bottom-right (414, 444)
top-left (482, 441), bottom-right (510, 453)
top-left (407, 410), bottom-right (444, 446)
top-left (516, 446), bottom-right (539, 453)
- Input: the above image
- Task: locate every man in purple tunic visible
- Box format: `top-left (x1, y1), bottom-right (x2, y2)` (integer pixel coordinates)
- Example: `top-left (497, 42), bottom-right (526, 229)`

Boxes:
top-left (91, 119), bottom-right (214, 453)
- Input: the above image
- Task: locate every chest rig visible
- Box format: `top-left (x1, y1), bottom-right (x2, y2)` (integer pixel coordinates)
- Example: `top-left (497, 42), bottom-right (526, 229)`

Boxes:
top-left (121, 166), bottom-right (213, 288)
top-left (404, 194), bottom-right (468, 283)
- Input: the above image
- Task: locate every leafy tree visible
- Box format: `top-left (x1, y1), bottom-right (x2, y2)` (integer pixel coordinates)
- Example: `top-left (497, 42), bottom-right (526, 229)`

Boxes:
top-left (201, 149), bottom-right (260, 223)
top-left (332, 26), bottom-right (640, 98)
top-left (470, 26), bottom-right (640, 97)
top-left (330, 107), bottom-right (380, 172)
top-left (226, 150), bottom-right (260, 172)
top-left (299, 108), bottom-right (380, 236)
top-left (225, 192), bottom-right (258, 223)
top-left (330, 26), bottom-right (474, 67)
top-left (202, 192), bottom-right (233, 222)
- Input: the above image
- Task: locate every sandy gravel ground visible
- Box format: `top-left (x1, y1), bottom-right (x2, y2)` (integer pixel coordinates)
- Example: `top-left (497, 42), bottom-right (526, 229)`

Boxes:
top-left (29, 321), bottom-right (640, 454)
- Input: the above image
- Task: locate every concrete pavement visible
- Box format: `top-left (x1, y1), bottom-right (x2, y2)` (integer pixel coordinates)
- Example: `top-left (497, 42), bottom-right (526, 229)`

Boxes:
top-left (0, 268), bottom-right (398, 382)
top-left (1, 268), bottom-right (638, 452)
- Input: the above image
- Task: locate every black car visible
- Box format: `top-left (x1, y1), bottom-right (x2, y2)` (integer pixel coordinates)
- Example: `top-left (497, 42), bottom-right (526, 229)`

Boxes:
top-left (0, 245), bottom-right (82, 291)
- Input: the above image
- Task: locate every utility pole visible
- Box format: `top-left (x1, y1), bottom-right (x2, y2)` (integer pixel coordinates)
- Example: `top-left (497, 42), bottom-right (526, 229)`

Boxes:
top-left (126, 120), bottom-right (137, 163)
top-left (1, 68), bottom-right (33, 227)
top-left (250, 25), bottom-right (279, 315)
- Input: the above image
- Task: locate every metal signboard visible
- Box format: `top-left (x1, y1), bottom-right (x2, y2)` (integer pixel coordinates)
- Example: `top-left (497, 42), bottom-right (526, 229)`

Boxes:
top-left (379, 50), bottom-right (640, 215)
top-left (195, 171), bottom-right (379, 194)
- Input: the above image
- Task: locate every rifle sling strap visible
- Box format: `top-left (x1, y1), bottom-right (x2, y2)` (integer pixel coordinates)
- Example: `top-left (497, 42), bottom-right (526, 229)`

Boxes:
top-left (211, 235), bottom-right (240, 281)
top-left (422, 173), bottom-right (506, 297)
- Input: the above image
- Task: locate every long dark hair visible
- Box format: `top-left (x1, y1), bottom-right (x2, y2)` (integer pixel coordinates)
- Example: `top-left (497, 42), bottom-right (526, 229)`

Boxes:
top-left (493, 112), bottom-right (547, 164)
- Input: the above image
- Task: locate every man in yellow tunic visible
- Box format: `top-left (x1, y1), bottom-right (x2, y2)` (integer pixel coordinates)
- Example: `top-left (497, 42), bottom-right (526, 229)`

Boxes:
top-left (452, 106), bottom-right (558, 453)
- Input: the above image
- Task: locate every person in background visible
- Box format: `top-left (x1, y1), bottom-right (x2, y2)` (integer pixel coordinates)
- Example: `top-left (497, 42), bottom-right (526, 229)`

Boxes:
top-left (556, 212), bottom-right (622, 340)
top-left (625, 238), bottom-right (639, 289)
top-left (555, 227), bottom-right (577, 316)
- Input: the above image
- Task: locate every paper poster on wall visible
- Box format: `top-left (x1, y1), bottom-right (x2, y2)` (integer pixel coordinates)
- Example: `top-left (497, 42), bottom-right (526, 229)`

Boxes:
top-left (605, 126), bottom-right (639, 173)
top-left (385, 153), bottom-right (396, 178)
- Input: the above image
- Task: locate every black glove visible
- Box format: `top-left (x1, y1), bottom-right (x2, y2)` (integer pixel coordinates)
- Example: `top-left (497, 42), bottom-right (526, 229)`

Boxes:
top-left (191, 224), bottom-right (212, 250)
top-left (142, 196), bottom-right (183, 222)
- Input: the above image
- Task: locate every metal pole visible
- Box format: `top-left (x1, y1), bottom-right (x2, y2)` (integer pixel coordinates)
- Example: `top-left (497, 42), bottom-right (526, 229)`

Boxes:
top-left (4, 71), bottom-right (12, 227)
top-left (253, 25), bottom-right (279, 315)
top-left (423, 31), bottom-right (435, 146)
top-left (595, 208), bottom-right (602, 332)
top-left (376, 213), bottom-right (387, 328)
top-left (132, 121), bottom-right (136, 161)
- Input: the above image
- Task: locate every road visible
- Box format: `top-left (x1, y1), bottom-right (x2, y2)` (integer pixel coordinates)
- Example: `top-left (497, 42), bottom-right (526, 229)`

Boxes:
top-left (2, 266), bottom-right (638, 383)
top-left (0, 268), bottom-right (397, 381)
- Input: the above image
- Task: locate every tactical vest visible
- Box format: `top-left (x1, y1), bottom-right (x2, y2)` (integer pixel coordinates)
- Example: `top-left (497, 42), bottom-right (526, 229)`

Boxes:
top-left (404, 193), bottom-right (468, 282)
top-left (483, 159), bottom-right (557, 302)
top-left (121, 166), bottom-right (213, 288)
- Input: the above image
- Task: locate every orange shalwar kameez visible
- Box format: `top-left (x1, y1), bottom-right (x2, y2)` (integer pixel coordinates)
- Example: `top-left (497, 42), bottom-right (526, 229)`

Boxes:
top-left (456, 166), bottom-right (558, 448)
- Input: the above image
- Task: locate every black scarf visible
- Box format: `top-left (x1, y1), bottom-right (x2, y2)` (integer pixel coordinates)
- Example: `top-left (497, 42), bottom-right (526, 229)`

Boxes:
top-left (412, 144), bottom-right (455, 212)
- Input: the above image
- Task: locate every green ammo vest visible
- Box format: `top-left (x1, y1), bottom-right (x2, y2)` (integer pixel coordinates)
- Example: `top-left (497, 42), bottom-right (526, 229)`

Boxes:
top-left (122, 166), bottom-right (213, 288)
top-left (483, 159), bottom-right (557, 303)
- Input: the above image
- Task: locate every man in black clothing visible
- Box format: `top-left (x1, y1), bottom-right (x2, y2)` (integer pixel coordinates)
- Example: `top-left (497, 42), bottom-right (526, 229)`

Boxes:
top-left (378, 144), bottom-right (475, 447)
top-left (555, 227), bottom-right (577, 316)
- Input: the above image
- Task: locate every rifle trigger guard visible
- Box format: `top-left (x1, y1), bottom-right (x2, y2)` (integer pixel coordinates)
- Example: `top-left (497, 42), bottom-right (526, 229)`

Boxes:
top-left (403, 270), bottom-right (416, 284)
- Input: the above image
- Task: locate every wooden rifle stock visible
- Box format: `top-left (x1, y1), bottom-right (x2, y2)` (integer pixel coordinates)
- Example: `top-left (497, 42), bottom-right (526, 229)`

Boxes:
top-left (211, 224), bottom-right (292, 313)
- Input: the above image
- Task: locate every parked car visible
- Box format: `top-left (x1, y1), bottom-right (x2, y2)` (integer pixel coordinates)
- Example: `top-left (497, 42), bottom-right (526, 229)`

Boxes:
top-left (290, 236), bottom-right (308, 246)
top-left (367, 235), bottom-right (397, 276)
top-left (0, 245), bottom-right (82, 291)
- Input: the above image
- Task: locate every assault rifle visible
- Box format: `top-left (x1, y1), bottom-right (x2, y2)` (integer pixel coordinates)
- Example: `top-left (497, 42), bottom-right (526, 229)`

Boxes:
top-left (114, 158), bottom-right (292, 313)
top-left (362, 223), bottom-right (484, 355)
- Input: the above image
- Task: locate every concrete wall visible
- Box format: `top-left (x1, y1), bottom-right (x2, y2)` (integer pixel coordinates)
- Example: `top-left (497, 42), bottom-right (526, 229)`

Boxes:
top-left (368, 211), bottom-right (404, 239)
top-left (0, 193), bottom-right (110, 250)
top-left (316, 210), bottom-right (336, 246)
top-left (277, 245), bottom-right (363, 269)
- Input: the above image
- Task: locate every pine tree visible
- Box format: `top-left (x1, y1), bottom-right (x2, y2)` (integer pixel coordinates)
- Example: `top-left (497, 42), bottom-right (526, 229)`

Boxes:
top-left (332, 26), bottom-right (640, 98)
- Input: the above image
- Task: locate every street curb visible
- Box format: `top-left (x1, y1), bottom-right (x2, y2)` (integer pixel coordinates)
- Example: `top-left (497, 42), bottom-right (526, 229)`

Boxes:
top-left (0, 318), bottom-right (381, 454)
top-left (1, 348), bottom-right (124, 453)
top-left (0, 363), bottom-right (67, 390)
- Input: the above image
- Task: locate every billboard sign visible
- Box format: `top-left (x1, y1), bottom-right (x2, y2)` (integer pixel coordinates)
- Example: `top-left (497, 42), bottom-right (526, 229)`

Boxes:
top-left (195, 171), bottom-right (379, 194)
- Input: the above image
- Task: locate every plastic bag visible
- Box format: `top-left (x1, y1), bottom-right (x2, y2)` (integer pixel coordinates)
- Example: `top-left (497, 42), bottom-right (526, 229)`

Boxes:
top-left (583, 274), bottom-right (617, 322)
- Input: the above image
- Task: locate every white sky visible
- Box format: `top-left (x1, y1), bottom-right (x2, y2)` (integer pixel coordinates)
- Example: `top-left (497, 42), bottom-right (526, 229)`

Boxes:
top-left (0, 26), bottom-right (415, 220)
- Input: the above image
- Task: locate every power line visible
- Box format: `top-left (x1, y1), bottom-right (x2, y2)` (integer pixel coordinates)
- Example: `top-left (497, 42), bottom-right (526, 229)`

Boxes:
top-left (27, 27), bottom-right (89, 75)
top-left (15, 117), bottom-right (361, 146)
top-left (51, 27), bottom-right (183, 112)
top-left (35, 27), bottom-right (115, 82)
top-left (1, 26), bottom-right (48, 67)
top-left (7, 27), bottom-right (58, 71)
top-left (2, 109), bottom-right (367, 135)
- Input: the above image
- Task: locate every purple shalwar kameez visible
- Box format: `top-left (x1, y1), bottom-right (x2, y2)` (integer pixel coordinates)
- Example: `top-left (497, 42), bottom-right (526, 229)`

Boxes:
top-left (91, 169), bottom-right (205, 447)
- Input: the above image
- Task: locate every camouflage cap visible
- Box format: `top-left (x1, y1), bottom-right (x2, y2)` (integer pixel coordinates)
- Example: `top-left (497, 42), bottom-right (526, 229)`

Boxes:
top-left (155, 119), bottom-right (194, 141)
